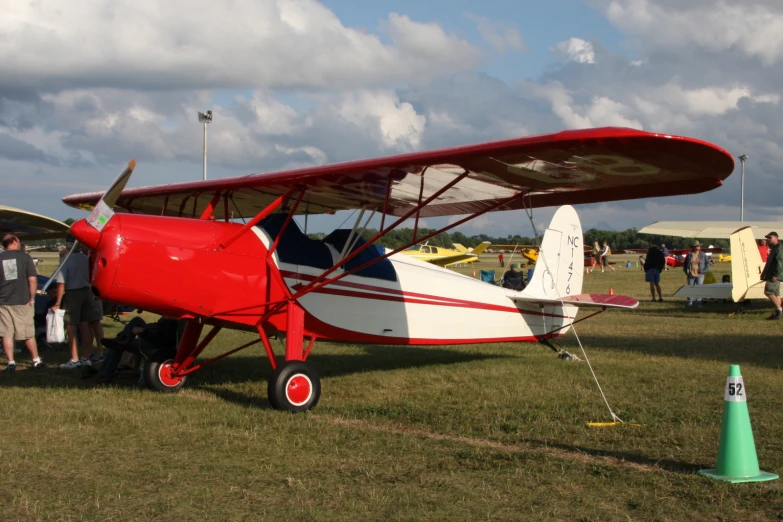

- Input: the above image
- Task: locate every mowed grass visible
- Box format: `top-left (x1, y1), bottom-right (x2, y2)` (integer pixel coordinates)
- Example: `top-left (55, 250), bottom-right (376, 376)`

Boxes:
top-left (2, 255), bottom-right (782, 521)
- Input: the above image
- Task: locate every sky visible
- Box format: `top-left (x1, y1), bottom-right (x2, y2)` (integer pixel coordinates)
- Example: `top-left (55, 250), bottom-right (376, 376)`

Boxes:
top-left (2, 0), bottom-right (782, 237)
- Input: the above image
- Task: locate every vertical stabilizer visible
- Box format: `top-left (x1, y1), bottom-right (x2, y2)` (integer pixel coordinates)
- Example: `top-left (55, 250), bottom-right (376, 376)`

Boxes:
top-left (521, 205), bottom-right (584, 300)
top-left (731, 227), bottom-right (764, 302)
top-left (470, 241), bottom-right (491, 255)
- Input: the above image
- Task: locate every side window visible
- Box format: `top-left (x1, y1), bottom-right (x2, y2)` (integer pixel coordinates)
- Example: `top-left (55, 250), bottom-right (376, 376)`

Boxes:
top-left (431, 247), bottom-right (439, 254)
top-left (421, 246), bottom-right (430, 254)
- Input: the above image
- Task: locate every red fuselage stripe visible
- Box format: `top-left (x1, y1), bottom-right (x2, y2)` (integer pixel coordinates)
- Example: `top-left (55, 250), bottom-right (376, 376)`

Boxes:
top-left (281, 270), bottom-right (573, 320)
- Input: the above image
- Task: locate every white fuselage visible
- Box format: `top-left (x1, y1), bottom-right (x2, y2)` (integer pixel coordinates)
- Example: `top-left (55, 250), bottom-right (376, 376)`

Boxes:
top-left (255, 228), bottom-right (573, 345)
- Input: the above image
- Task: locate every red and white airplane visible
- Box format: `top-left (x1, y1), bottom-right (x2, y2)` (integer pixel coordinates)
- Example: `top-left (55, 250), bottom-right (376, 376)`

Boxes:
top-left (60, 127), bottom-right (733, 412)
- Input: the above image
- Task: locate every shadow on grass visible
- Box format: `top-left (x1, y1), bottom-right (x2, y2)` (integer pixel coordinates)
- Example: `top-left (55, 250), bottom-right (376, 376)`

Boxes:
top-left (189, 345), bottom-right (506, 408)
top-left (630, 299), bottom-right (772, 317)
top-left (0, 345), bottom-right (505, 396)
top-left (524, 439), bottom-right (709, 474)
top-left (565, 331), bottom-right (783, 370)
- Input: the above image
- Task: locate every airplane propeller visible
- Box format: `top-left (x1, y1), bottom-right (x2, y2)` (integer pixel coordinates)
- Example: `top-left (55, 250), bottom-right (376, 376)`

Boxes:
top-left (42, 160), bottom-right (136, 293)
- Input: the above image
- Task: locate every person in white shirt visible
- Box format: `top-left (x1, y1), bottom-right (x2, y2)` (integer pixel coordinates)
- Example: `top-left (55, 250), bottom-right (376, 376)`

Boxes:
top-left (600, 241), bottom-right (615, 273)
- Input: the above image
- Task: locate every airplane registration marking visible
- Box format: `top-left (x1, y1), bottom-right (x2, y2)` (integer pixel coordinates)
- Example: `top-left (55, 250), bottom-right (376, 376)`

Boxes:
top-left (566, 234), bottom-right (579, 295)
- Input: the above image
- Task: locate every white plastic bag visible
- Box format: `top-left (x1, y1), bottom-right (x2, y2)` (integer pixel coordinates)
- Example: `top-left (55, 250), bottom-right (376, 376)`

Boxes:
top-left (46, 309), bottom-right (66, 344)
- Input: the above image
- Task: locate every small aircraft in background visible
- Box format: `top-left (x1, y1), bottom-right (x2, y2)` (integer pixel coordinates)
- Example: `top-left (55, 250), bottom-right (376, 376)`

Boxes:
top-left (639, 220), bottom-right (783, 265)
top-left (0, 205), bottom-right (69, 241)
top-left (673, 227), bottom-right (766, 304)
top-left (0, 205), bottom-right (69, 264)
top-left (622, 245), bottom-right (722, 267)
top-left (402, 241), bottom-right (490, 267)
top-left (58, 127), bottom-right (733, 412)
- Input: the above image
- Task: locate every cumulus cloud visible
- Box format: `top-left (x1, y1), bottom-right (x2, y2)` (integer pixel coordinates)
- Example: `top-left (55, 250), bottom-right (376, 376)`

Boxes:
top-left (4, 0), bottom-right (783, 231)
top-left (602, 0), bottom-right (783, 65)
top-left (553, 38), bottom-right (596, 64)
top-left (523, 81), bottom-right (642, 129)
top-left (465, 14), bottom-right (525, 54)
top-left (0, 0), bottom-right (481, 90)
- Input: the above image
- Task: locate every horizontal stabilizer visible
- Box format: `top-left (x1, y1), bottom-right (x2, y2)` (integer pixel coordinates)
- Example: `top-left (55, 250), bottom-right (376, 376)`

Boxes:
top-left (508, 293), bottom-right (638, 309)
top-left (673, 282), bottom-right (767, 301)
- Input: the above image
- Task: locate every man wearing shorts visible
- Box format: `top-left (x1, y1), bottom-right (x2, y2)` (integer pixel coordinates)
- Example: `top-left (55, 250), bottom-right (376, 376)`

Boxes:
top-left (52, 244), bottom-right (103, 368)
top-left (643, 241), bottom-right (665, 302)
top-left (760, 231), bottom-right (783, 320)
top-left (0, 235), bottom-right (45, 371)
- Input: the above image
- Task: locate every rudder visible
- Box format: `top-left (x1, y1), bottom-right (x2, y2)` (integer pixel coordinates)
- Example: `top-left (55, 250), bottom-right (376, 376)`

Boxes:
top-left (521, 206), bottom-right (584, 301)
top-left (730, 227), bottom-right (764, 302)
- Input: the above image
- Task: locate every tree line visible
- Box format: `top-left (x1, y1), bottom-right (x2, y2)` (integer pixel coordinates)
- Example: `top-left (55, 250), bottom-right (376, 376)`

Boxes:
top-left (309, 227), bottom-right (729, 251)
top-left (27, 219), bottom-right (728, 252)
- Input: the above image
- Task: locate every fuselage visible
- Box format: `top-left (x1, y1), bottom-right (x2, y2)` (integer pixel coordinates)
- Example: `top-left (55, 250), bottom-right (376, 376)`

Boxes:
top-left (74, 214), bottom-right (571, 345)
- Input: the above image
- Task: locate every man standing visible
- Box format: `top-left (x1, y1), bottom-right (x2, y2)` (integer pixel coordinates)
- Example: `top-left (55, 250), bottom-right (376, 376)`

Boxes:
top-left (643, 241), bottom-right (666, 302)
top-left (683, 241), bottom-right (710, 308)
top-left (760, 231), bottom-right (783, 320)
top-left (52, 243), bottom-right (103, 369)
top-left (498, 252), bottom-right (505, 268)
top-left (600, 241), bottom-right (615, 273)
top-left (0, 235), bottom-right (45, 371)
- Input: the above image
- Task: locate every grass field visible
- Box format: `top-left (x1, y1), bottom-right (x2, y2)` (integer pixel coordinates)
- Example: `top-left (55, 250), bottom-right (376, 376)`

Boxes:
top-left (2, 254), bottom-right (782, 521)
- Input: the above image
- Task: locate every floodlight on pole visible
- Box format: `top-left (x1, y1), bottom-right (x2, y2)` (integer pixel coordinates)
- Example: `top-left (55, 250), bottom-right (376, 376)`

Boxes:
top-left (198, 110), bottom-right (213, 181)
top-left (738, 154), bottom-right (748, 222)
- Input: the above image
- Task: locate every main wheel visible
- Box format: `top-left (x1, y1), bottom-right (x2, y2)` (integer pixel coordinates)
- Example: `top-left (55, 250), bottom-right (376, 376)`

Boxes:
top-left (268, 361), bottom-right (320, 413)
top-left (143, 356), bottom-right (187, 393)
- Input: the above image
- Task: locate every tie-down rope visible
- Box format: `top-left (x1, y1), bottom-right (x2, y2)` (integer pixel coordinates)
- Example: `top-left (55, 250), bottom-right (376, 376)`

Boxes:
top-left (523, 205), bottom-right (624, 424)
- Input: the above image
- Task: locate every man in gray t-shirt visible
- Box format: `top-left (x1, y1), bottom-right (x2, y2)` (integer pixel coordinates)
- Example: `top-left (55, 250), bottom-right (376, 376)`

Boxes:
top-left (0, 234), bottom-right (45, 371)
top-left (52, 247), bottom-right (103, 369)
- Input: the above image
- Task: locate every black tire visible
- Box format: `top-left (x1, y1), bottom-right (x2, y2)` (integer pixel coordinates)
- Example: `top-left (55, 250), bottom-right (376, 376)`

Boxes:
top-left (142, 356), bottom-right (187, 393)
top-left (268, 361), bottom-right (320, 413)
top-left (267, 367), bottom-right (281, 410)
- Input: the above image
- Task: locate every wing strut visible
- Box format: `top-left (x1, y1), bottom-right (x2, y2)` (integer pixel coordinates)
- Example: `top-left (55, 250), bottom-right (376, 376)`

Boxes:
top-left (219, 186), bottom-right (298, 250)
top-left (250, 190), bottom-right (527, 329)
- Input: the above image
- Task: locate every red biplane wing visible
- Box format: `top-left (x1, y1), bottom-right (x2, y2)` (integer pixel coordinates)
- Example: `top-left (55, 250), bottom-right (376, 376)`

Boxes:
top-left (62, 127), bottom-right (734, 219)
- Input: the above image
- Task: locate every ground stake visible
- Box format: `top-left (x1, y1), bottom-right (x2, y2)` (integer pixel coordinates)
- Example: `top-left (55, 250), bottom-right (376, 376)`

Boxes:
top-left (698, 364), bottom-right (778, 483)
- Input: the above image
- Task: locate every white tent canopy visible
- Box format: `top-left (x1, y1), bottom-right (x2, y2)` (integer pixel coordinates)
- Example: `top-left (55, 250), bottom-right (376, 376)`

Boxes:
top-left (638, 221), bottom-right (781, 240)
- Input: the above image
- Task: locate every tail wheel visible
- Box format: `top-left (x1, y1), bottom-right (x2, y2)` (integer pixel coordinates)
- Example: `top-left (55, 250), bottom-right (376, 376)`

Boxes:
top-left (268, 361), bottom-right (320, 413)
top-left (143, 357), bottom-right (187, 393)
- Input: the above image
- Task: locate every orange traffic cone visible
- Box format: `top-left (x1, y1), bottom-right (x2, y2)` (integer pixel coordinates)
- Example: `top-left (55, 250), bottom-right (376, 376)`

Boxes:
top-left (609, 288), bottom-right (614, 295)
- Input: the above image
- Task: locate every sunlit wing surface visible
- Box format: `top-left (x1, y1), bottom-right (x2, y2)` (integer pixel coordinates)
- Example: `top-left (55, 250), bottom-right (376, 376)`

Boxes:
top-left (639, 221), bottom-right (781, 239)
top-left (0, 205), bottom-right (69, 240)
top-left (63, 127), bottom-right (734, 219)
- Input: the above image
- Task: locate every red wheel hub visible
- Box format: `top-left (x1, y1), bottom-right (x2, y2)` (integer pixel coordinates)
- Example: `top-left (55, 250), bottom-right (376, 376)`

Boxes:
top-left (158, 361), bottom-right (184, 387)
top-left (285, 374), bottom-right (312, 406)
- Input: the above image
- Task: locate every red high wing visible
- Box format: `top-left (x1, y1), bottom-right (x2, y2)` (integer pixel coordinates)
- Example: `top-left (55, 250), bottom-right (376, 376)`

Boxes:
top-left (62, 127), bottom-right (734, 219)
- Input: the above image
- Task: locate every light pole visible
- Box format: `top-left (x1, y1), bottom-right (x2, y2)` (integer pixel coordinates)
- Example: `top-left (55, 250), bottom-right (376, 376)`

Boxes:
top-left (198, 110), bottom-right (213, 181)
top-left (738, 154), bottom-right (748, 222)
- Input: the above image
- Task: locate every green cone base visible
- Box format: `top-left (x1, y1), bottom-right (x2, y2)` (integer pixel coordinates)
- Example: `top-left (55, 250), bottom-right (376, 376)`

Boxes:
top-left (698, 469), bottom-right (779, 484)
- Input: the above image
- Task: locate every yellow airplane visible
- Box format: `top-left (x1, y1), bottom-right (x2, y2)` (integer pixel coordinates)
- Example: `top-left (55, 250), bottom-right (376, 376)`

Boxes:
top-left (490, 244), bottom-right (539, 264)
top-left (402, 241), bottom-right (490, 267)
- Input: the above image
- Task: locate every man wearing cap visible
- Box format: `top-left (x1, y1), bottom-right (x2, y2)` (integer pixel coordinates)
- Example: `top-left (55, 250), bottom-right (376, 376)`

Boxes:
top-left (0, 234), bottom-right (46, 371)
top-left (682, 240), bottom-right (710, 308)
top-left (52, 241), bottom-right (103, 369)
top-left (760, 231), bottom-right (783, 320)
